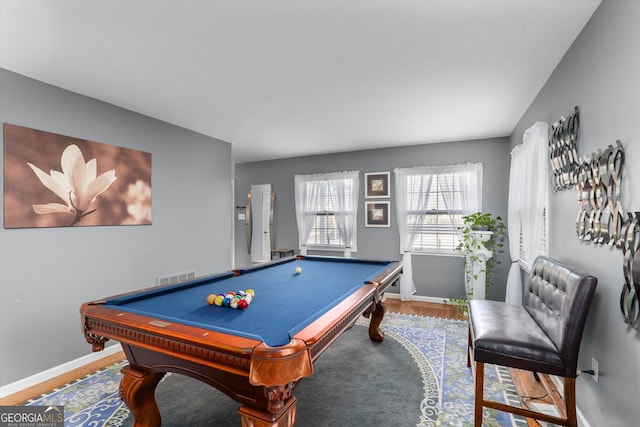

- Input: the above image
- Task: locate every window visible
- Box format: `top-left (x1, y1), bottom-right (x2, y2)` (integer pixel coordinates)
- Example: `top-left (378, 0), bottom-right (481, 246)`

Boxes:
top-left (395, 163), bottom-right (482, 255)
top-left (305, 181), bottom-right (353, 246)
top-left (408, 173), bottom-right (465, 252)
top-left (294, 171), bottom-right (359, 256)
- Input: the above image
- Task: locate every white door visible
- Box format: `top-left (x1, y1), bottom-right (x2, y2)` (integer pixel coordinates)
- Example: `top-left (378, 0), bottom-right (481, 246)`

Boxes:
top-left (261, 191), bottom-right (271, 261)
top-left (250, 184), bottom-right (272, 263)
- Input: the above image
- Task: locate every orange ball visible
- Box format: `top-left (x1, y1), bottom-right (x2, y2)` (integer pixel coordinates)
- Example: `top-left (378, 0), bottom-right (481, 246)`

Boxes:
top-left (206, 294), bottom-right (216, 305)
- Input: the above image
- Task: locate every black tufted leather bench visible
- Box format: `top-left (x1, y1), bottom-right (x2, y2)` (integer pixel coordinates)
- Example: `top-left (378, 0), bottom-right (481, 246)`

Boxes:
top-left (467, 256), bottom-right (597, 427)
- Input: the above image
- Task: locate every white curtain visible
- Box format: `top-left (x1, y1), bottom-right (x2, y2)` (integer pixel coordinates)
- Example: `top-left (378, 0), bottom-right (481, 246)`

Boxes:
top-left (294, 171), bottom-right (359, 257)
top-left (505, 122), bottom-right (549, 305)
top-left (326, 171), bottom-right (359, 257)
top-left (394, 163), bottom-right (482, 301)
top-left (294, 174), bottom-right (321, 256)
top-left (394, 169), bottom-right (431, 300)
top-left (439, 163), bottom-right (483, 227)
top-left (506, 144), bottom-right (524, 305)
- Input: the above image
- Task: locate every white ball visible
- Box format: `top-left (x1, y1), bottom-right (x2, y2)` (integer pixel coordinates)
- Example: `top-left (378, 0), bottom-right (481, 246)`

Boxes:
top-left (295, 266), bottom-right (302, 274)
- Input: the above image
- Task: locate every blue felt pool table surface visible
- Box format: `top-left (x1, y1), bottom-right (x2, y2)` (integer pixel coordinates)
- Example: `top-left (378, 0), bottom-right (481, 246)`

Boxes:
top-left (105, 256), bottom-right (395, 347)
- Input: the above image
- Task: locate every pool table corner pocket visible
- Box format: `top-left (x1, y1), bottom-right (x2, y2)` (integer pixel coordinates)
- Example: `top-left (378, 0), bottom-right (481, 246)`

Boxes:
top-left (248, 338), bottom-right (314, 387)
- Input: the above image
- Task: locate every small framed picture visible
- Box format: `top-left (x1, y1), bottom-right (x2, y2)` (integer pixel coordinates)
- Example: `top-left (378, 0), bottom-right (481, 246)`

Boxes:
top-left (365, 201), bottom-right (390, 227)
top-left (365, 172), bottom-right (390, 198)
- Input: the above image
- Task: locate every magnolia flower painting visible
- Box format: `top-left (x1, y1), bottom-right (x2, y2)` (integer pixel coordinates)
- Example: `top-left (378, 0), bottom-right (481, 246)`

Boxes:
top-left (4, 123), bottom-right (152, 228)
top-left (27, 144), bottom-right (118, 226)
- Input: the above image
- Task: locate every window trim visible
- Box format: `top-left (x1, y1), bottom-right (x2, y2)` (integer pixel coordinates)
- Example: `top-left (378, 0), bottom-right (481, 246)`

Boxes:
top-left (294, 171), bottom-right (359, 254)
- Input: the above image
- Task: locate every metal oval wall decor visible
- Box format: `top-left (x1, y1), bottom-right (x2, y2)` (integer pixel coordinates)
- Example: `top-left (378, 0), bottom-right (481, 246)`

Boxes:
top-left (575, 140), bottom-right (624, 244)
top-left (549, 107), bottom-right (636, 328)
top-left (620, 212), bottom-right (640, 328)
top-left (549, 106), bottom-right (580, 191)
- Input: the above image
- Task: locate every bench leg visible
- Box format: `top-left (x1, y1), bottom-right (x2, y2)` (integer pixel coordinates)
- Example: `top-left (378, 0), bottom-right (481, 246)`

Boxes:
top-left (474, 361), bottom-right (484, 427)
top-left (565, 377), bottom-right (577, 427)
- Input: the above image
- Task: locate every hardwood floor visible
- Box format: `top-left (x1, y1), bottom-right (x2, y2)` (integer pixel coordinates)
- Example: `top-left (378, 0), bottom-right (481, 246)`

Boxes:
top-left (0, 351), bottom-right (126, 406)
top-left (385, 298), bottom-right (465, 319)
top-left (1, 298), bottom-right (558, 427)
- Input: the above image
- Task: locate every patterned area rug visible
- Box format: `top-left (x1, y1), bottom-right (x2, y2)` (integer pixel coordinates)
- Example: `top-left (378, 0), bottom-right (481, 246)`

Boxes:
top-left (25, 312), bottom-right (527, 426)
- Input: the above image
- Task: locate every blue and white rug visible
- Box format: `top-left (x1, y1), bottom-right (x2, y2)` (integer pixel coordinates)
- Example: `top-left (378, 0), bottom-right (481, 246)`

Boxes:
top-left (375, 313), bottom-right (527, 427)
top-left (25, 312), bottom-right (526, 426)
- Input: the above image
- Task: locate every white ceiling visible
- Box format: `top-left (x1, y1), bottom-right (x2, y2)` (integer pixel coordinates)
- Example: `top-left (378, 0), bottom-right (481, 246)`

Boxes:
top-left (0, 0), bottom-right (601, 163)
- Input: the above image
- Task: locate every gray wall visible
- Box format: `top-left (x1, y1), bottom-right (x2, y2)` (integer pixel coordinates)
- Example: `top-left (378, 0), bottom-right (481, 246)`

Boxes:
top-left (234, 137), bottom-right (510, 301)
top-left (0, 69), bottom-right (233, 386)
top-left (6, 3), bottom-right (635, 423)
top-left (509, 1), bottom-right (640, 425)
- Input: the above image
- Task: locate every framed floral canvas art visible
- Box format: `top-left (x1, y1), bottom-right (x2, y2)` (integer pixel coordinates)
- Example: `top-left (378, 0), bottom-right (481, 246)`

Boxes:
top-left (365, 171), bottom-right (390, 198)
top-left (3, 123), bottom-right (152, 228)
top-left (365, 201), bottom-right (390, 227)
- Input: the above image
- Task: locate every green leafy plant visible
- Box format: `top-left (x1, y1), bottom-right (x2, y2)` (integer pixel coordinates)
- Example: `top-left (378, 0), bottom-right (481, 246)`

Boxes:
top-left (459, 212), bottom-right (503, 232)
top-left (446, 212), bottom-right (505, 316)
top-left (447, 292), bottom-right (475, 318)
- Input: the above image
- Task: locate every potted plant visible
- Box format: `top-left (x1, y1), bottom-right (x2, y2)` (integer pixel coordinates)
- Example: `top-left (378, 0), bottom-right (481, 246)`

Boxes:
top-left (460, 212), bottom-right (503, 232)
top-left (447, 212), bottom-right (505, 316)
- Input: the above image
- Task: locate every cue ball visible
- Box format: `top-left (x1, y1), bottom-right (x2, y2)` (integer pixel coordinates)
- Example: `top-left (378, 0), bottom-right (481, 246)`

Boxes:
top-left (295, 267), bottom-right (302, 274)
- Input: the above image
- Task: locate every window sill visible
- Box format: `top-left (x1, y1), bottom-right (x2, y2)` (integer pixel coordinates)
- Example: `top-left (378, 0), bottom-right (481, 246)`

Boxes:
top-left (409, 251), bottom-right (463, 258)
top-left (304, 246), bottom-right (357, 253)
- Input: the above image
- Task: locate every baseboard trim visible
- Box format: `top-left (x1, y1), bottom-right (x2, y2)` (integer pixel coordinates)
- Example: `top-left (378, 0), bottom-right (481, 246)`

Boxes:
top-left (577, 408), bottom-right (590, 427)
top-left (0, 344), bottom-right (123, 399)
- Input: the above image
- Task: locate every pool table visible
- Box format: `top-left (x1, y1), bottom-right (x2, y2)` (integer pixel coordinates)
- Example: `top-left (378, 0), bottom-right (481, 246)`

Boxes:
top-left (80, 255), bottom-right (402, 427)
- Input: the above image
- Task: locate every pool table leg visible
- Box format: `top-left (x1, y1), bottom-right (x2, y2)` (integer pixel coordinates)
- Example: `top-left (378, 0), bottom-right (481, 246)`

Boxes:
top-left (119, 365), bottom-right (165, 427)
top-left (238, 393), bottom-right (297, 427)
top-left (367, 300), bottom-right (386, 342)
